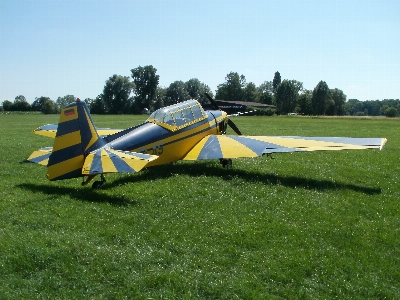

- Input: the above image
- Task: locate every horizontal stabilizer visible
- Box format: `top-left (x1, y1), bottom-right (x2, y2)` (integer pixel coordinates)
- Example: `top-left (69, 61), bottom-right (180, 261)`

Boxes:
top-left (27, 147), bottom-right (53, 166)
top-left (33, 124), bottom-right (123, 138)
top-left (33, 124), bottom-right (58, 138)
top-left (82, 149), bottom-right (158, 175)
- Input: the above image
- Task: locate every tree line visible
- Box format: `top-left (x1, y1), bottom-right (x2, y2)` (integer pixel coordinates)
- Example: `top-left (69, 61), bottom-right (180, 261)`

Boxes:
top-left (1, 66), bottom-right (399, 117)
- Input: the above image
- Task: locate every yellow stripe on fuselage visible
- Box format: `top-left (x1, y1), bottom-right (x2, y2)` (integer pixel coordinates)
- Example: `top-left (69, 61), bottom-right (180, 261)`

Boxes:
top-left (134, 120), bottom-right (219, 167)
top-left (82, 152), bottom-right (95, 174)
top-left (208, 114), bottom-right (225, 130)
top-left (96, 129), bottom-right (123, 136)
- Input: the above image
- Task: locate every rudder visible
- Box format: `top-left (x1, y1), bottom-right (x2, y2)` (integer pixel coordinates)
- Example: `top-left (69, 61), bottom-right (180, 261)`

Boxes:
top-left (46, 99), bottom-right (105, 181)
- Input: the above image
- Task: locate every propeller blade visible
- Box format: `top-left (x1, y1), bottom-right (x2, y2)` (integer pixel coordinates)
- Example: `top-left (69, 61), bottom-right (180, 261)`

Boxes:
top-left (205, 93), bottom-right (220, 110)
top-left (205, 93), bottom-right (242, 135)
top-left (228, 119), bottom-right (242, 135)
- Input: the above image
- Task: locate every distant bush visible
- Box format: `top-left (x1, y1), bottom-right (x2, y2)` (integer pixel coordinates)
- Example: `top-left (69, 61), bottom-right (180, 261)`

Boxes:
top-left (0, 111), bottom-right (42, 115)
top-left (384, 107), bottom-right (399, 118)
top-left (246, 106), bottom-right (276, 116)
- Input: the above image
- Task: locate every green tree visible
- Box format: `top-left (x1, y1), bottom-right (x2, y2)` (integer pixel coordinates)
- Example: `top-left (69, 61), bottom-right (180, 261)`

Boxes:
top-left (258, 81), bottom-right (274, 105)
top-left (56, 95), bottom-right (75, 110)
top-left (41, 98), bottom-right (59, 114)
top-left (165, 81), bottom-right (190, 106)
top-left (103, 74), bottom-right (134, 114)
top-left (384, 107), bottom-right (398, 117)
top-left (154, 87), bottom-right (167, 110)
top-left (345, 99), bottom-right (360, 115)
top-left (2, 100), bottom-right (13, 111)
top-left (244, 82), bottom-right (258, 102)
top-left (311, 81), bottom-right (330, 115)
top-left (324, 98), bottom-right (336, 116)
top-left (215, 83), bottom-right (228, 100)
top-left (83, 98), bottom-right (94, 109)
top-left (185, 78), bottom-right (213, 105)
top-left (31, 96), bottom-right (51, 112)
top-left (215, 72), bottom-right (246, 101)
top-left (329, 88), bottom-right (346, 115)
top-left (272, 71), bottom-right (281, 94)
top-left (364, 100), bottom-right (382, 116)
top-left (259, 81), bottom-right (274, 94)
top-left (198, 84), bottom-right (213, 105)
top-left (380, 104), bottom-right (389, 116)
top-left (13, 95), bottom-right (30, 111)
top-left (288, 80), bottom-right (303, 93)
top-left (89, 95), bottom-right (106, 114)
top-left (275, 80), bottom-right (298, 114)
top-left (186, 78), bottom-right (201, 99)
top-left (380, 99), bottom-right (400, 117)
top-left (131, 65), bottom-right (159, 112)
top-left (296, 90), bottom-right (313, 115)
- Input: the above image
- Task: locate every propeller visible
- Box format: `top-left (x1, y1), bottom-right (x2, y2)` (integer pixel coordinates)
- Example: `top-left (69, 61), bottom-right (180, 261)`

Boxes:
top-left (205, 93), bottom-right (242, 135)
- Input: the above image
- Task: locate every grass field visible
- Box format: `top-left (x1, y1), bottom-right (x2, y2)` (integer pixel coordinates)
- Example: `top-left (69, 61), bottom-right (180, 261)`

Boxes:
top-left (0, 113), bottom-right (399, 299)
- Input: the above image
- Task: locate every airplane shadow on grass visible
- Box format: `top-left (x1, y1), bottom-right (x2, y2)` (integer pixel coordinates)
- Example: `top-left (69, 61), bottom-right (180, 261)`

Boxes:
top-left (17, 160), bottom-right (381, 205)
top-left (106, 161), bottom-right (382, 195)
top-left (17, 183), bottom-right (136, 206)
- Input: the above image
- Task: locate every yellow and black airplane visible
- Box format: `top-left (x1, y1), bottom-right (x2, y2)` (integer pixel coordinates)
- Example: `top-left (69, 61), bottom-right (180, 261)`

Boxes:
top-left (27, 95), bottom-right (387, 188)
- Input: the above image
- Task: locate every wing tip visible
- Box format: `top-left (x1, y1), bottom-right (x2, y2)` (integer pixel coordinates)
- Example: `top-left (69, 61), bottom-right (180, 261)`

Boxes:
top-left (380, 138), bottom-right (387, 150)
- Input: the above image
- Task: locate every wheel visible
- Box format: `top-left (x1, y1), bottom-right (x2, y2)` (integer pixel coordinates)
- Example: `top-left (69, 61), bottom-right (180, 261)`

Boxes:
top-left (92, 181), bottom-right (104, 189)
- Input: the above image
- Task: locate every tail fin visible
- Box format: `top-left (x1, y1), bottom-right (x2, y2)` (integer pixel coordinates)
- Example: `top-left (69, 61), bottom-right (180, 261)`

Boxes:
top-left (46, 99), bottom-right (105, 181)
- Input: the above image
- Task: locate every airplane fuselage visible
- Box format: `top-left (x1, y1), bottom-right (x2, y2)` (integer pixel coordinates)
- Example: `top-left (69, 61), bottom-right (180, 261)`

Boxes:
top-left (101, 110), bottom-right (227, 167)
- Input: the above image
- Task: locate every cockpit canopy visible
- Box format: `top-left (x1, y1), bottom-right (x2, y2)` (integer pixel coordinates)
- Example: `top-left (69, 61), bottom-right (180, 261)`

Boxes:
top-left (146, 99), bottom-right (207, 131)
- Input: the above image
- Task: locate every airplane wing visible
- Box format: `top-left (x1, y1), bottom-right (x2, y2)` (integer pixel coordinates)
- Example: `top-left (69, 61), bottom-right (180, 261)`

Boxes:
top-left (82, 149), bottom-right (158, 175)
top-left (33, 124), bottom-right (123, 138)
top-left (183, 135), bottom-right (387, 160)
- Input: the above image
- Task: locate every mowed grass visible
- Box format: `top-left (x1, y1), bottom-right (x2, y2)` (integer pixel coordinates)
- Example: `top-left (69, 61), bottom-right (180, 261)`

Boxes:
top-left (0, 113), bottom-right (399, 299)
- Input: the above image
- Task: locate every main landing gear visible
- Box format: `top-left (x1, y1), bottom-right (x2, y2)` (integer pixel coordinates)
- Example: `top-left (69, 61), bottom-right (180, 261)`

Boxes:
top-left (82, 174), bottom-right (106, 189)
top-left (219, 158), bottom-right (232, 168)
top-left (92, 174), bottom-right (106, 189)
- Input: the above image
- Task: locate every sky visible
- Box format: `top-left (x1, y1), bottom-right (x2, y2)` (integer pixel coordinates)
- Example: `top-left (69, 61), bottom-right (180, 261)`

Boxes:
top-left (1, 0), bottom-right (399, 104)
